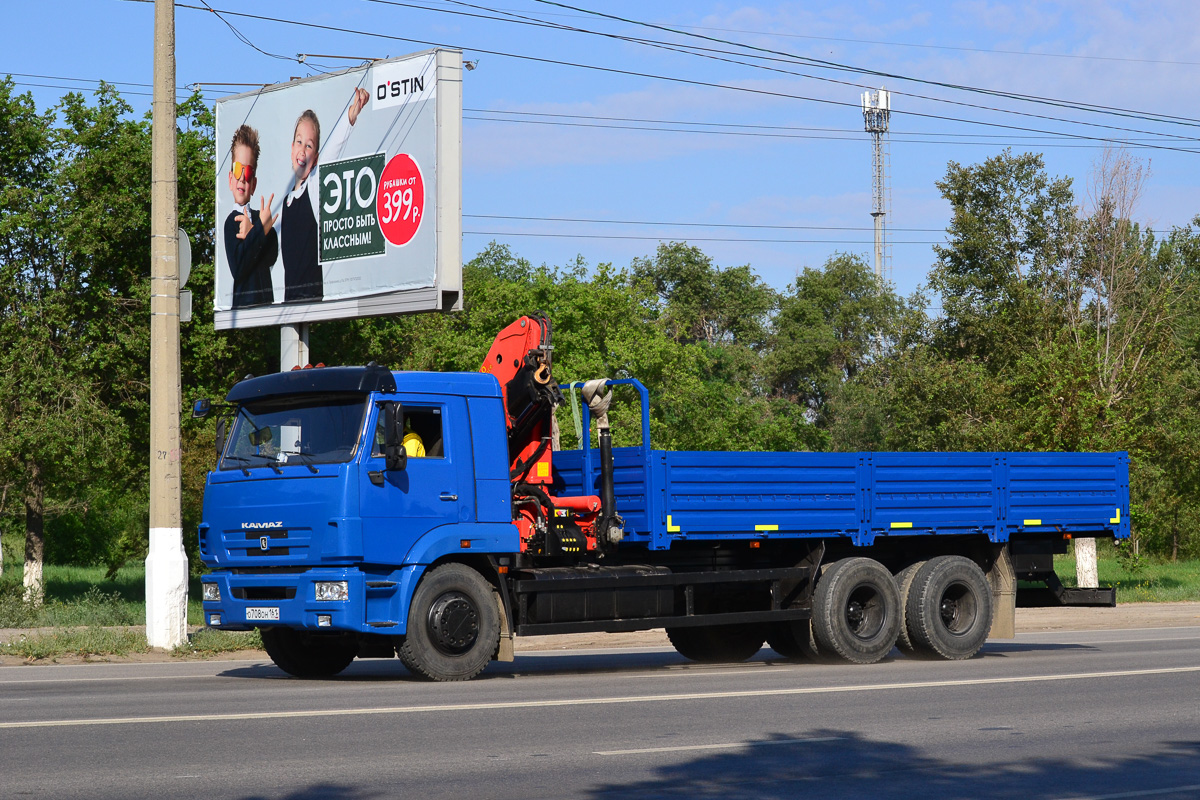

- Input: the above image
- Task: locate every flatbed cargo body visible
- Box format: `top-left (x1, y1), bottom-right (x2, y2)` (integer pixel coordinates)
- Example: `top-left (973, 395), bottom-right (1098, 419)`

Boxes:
top-left (554, 448), bottom-right (1130, 548)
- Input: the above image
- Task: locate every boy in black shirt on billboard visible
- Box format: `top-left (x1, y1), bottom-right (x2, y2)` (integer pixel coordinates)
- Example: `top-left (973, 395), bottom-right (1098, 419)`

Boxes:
top-left (224, 124), bottom-right (277, 307)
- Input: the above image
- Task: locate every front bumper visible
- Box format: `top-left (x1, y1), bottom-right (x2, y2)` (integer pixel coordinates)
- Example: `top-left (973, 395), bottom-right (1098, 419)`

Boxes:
top-left (201, 565), bottom-right (421, 635)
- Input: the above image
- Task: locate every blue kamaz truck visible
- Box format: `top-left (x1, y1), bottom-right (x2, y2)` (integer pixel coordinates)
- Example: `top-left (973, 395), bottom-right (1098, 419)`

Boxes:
top-left (195, 315), bottom-right (1129, 680)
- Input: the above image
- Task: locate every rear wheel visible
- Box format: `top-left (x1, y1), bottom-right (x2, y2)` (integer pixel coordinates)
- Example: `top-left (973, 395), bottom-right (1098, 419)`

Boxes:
top-left (811, 557), bottom-right (900, 664)
top-left (894, 561), bottom-right (926, 655)
top-left (667, 624), bottom-right (766, 663)
top-left (766, 619), bottom-right (822, 660)
top-left (398, 563), bottom-right (500, 681)
top-left (260, 628), bottom-right (357, 678)
top-left (906, 556), bottom-right (993, 660)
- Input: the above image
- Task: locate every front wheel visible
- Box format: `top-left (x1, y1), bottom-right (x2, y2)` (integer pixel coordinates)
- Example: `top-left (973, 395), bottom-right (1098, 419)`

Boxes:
top-left (260, 628), bottom-right (357, 678)
top-left (766, 619), bottom-right (822, 661)
top-left (811, 557), bottom-right (900, 664)
top-left (398, 563), bottom-right (500, 681)
top-left (667, 624), bottom-right (766, 663)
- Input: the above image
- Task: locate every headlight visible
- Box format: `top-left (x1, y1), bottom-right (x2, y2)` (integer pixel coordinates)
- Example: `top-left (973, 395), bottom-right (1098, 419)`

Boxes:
top-left (315, 581), bottom-right (349, 601)
top-left (202, 583), bottom-right (221, 602)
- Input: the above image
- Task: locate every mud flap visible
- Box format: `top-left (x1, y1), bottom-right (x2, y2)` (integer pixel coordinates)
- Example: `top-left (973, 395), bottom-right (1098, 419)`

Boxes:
top-left (493, 588), bottom-right (515, 661)
top-left (987, 543), bottom-right (1016, 639)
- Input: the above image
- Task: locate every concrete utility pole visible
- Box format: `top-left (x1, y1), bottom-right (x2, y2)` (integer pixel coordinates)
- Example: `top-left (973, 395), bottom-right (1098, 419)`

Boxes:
top-left (146, 0), bottom-right (188, 649)
top-left (281, 323), bottom-right (311, 371)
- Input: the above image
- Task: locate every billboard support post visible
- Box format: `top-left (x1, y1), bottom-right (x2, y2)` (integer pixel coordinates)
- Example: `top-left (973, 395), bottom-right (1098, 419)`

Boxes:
top-left (281, 323), bottom-right (310, 371)
top-left (146, 0), bottom-right (188, 650)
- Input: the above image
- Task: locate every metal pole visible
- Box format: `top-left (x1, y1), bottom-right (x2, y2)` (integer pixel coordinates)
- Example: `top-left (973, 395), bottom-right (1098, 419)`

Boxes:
top-left (145, 0), bottom-right (188, 649)
top-left (281, 323), bottom-right (310, 371)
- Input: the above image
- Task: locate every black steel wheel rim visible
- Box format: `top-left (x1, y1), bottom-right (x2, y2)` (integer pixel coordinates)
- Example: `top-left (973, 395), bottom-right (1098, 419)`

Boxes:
top-left (845, 583), bottom-right (885, 640)
top-left (426, 591), bottom-right (480, 656)
top-left (938, 581), bottom-right (977, 636)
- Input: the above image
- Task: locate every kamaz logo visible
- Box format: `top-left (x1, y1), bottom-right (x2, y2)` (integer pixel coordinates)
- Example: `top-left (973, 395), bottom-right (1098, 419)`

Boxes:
top-left (242, 522), bottom-right (283, 529)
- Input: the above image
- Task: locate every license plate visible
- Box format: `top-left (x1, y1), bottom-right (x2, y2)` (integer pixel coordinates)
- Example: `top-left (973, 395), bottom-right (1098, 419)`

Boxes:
top-left (246, 607), bottom-right (280, 621)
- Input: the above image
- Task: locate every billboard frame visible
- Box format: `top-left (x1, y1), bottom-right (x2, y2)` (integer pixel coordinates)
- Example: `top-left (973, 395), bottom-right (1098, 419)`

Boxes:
top-left (213, 48), bottom-right (462, 331)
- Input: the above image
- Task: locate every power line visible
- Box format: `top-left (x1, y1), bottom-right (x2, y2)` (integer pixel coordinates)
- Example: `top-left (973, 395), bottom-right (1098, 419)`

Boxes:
top-left (465, 213), bottom-right (943, 232)
top-left (466, 107), bottom-right (1200, 142)
top-left (463, 230), bottom-right (940, 244)
top-left (530, 0), bottom-right (1200, 130)
top-left (139, 2), bottom-right (1200, 154)
top-left (427, 1), bottom-right (1200, 68)
top-left (465, 113), bottom-right (1200, 150)
top-left (373, 0), bottom-right (1200, 142)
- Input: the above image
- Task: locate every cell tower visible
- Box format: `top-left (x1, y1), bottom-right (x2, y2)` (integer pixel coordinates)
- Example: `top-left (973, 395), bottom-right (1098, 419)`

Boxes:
top-left (861, 87), bottom-right (892, 282)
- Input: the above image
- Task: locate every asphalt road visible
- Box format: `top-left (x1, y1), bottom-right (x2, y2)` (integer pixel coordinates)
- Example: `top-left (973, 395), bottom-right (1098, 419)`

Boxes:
top-left (2, 627), bottom-right (1199, 800)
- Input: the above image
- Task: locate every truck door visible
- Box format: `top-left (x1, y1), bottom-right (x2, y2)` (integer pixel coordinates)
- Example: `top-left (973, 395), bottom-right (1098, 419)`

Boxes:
top-left (359, 396), bottom-right (475, 564)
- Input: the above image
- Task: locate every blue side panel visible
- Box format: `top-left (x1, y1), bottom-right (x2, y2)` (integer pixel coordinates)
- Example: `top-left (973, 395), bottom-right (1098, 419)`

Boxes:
top-left (553, 447), bottom-right (1129, 549)
top-left (1007, 452), bottom-right (1130, 539)
top-left (871, 452), bottom-right (997, 538)
top-left (661, 451), bottom-right (859, 542)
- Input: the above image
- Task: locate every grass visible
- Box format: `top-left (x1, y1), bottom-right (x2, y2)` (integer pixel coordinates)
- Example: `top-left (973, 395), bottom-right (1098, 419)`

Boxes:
top-left (0, 560), bottom-right (261, 660)
top-left (0, 562), bottom-right (207, 628)
top-left (1053, 552), bottom-right (1200, 603)
top-left (176, 627), bottom-right (262, 657)
top-left (0, 627), bottom-right (150, 660)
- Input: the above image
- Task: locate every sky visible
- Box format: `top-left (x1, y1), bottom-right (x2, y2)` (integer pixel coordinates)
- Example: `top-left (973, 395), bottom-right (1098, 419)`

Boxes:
top-left (4, 0), bottom-right (1200, 300)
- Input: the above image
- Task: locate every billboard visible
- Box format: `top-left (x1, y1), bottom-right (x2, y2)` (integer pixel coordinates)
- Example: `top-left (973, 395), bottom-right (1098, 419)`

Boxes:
top-left (212, 49), bottom-right (462, 330)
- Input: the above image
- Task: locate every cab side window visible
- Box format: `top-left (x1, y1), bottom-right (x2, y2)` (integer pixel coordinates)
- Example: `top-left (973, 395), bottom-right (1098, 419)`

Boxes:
top-left (372, 406), bottom-right (445, 459)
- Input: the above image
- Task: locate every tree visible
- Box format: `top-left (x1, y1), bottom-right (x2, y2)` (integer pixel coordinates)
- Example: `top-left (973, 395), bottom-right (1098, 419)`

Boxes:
top-left (930, 149), bottom-right (1076, 365)
top-left (632, 241), bottom-right (776, 347)
top-left (766, 252), bottom-right (911, 426)
top-left (0, 80), bottom-right (137, 601)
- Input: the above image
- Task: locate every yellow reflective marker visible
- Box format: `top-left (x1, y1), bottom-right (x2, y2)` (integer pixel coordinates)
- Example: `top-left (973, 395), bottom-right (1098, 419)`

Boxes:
top-left (1024, 519), bottom-right (1042, 526)
top-left (890, 522), bottom-right (912, 529)
top-left (667, 515), bottom-right (681, 533)
top-left (755, 524), bottom-right (779, 532)
top-left (1111, 508), bottom-right (1121, 524)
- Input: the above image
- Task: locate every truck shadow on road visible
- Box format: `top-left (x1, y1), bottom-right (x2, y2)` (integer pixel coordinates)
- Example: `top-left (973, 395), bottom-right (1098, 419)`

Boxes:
top-left (583, 731), bottom-right (1200, 800)
top-left (216, 643), bottom-right (1094, 682)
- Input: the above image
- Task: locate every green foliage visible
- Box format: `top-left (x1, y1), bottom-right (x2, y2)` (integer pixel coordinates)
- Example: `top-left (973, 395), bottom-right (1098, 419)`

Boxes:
top-left (930, 149), bottom-right (1076, 363)
top-left (1053, 551), bottom-right (1200, 602)
top-left (4, 79), bottom-right (1200, 570)
top-left (176, 627), bottom-right (262, 657)
top-left (767, 252), bottom-right (913, 427)
top-left (0, 627), bottom-right (149, 660)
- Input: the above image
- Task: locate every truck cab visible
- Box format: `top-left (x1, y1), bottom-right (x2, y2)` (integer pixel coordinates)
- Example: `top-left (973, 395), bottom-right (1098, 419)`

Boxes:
top-left (198, 365), bottom-right (516, 659)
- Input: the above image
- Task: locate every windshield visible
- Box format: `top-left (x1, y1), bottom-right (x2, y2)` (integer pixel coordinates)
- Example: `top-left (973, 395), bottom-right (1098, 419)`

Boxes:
top-left (221, 393), bottom-right (368, 471)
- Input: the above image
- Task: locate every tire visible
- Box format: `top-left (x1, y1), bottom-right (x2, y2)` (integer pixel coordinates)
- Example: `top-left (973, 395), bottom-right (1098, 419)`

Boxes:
top-left (667, 624), bottom-right (766, 663)
top-left (259, 627), bottom-right (357, 678)
top-left (398, 563), bottom-right (500, 681)
top-left (905, 556), bottom-right (993, 660)
top-left (766, 619), bottom-right (822, 660)
top-left (894, 561), bottom-right (926, 655)
top-left (811, 557), bottom-right (901, 664)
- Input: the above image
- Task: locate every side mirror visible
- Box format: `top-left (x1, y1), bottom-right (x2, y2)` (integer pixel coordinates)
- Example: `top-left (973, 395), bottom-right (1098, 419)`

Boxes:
top-left (383, 401), bottom-right (407, 472)
top-left (192, 398), bottom-right (211, 419)
top-left (215, 417), bottom-right (228, 457)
